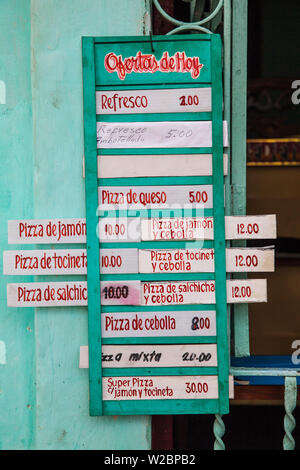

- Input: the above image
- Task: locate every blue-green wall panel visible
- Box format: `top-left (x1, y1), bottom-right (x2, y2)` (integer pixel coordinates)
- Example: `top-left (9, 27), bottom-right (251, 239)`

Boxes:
top-left (0, 0), bottom-right (151, 450)
top-left (0, 0), bottom-right (35, 450)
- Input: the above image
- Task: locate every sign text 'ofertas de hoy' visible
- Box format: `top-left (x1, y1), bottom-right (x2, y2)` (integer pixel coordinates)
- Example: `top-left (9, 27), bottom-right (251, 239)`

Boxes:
top-left (4, 35), bottom-right (277, 416)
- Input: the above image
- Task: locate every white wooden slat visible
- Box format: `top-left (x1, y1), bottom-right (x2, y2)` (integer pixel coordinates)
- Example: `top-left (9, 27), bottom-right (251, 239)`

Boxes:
top-left (96, 154), bottom-right (228, 178)
top-left (141, 215), bottom-right (277, 241)
top-left (98, 185), bottom-right (213, 210)
top-left (141, 279), bottom-right (267, 306)
top-left (7, 218), bottom-right (86, 244)
top-left (96, 88), bottom-right (212, 114)
top-left (139, 247), bottom-right (274, 274)
top-left (100, 344), bottom-right (217, 368)
top-left (101, 310), bottom-right (216, 338)
top-left (6, 279), bottom-right (267, 307)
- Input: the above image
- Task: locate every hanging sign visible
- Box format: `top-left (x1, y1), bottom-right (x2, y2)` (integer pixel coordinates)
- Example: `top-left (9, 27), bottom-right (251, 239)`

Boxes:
top-left (4, 35), bottom-right (277, 418)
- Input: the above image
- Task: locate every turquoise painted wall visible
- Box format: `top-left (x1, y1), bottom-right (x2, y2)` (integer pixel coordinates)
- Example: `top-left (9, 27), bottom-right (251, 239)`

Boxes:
top-left (0, 0), bottom-right (151, 450)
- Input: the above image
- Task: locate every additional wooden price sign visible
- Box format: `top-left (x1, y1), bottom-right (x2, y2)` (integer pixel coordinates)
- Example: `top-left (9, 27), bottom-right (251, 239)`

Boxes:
top-left (139, 248), bottom-right (274, 274)
top-left (99, 185), bottom-right (213, 209)
top-left (6, 214), bottom-right (276, 244)
top-left (96, 88), bottom-right (212, 114)
top-left (7, 218), bottom-right (86, 244)
top-left (101, 375), bottom-right (219, 401)
top-left (96, 154), bottom-right (228, 178)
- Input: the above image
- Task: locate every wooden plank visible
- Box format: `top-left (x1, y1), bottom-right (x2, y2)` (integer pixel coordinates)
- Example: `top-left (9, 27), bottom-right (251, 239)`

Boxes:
top-left (98, 185), bottom-right (213, 210)
top-left (3, 247), bottom-right (273, 275)
top-left (99, 344), bottom-right (218, 368)
top-left (96, 121), bottom-right (228, 149)
top-left (225, 215), bottom-right (277, 240)
top-left (102, 375), bottom-right (219, 400)
top-left (225, 248), bottom-right (274, 273)
top-left (99, 248), bottom-right (138, 274)
top-left (96, 154), bottom-right (228, 178)
top-left (98, 217), bottom-right (141, 243)
top-left (101, 281), bottom-right (141, 306)
top-left (7, 281), bottom-right (89, 307)
top-left (3, 249), bottom-right (87, 275)
top-left (7, 218), bottom-right (86, 244)
top-left (141, 215), bottom-right (277, 241)
top-left (94, 38), bottom-right (212, 86)
top-left (139, 248), bottom-right (274, 274)
top-left (6, 279), bottom-right (267, 307)
top-left (3, 248), bottom-right (138, 275)
top-left (101, 310), bottom-right (216, 338)
top-left (7, 215), bottom-right (276, 244)
top-left (96, 88), bottom-right (212, 114)
top-left (231, 0), bottom-right (249, 358)
top-left (141, 279), bottom-right (267, 306)
top-left (79, 348), bottom-right (234, 399)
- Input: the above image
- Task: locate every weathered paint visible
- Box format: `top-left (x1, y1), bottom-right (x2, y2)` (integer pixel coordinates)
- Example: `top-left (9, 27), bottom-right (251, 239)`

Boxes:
top-left (0, 0), bottom-right (151, 450)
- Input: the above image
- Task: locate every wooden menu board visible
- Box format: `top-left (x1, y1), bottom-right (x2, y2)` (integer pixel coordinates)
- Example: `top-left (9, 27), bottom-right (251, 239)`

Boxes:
top-left (82, 34), bottom-right (228, 416)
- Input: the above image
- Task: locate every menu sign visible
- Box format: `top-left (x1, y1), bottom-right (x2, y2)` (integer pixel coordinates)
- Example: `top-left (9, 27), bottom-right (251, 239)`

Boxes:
top-left (3, 35), bottom-right (277, 417)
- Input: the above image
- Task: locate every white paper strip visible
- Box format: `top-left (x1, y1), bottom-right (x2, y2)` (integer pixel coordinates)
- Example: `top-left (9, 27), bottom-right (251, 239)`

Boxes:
top-left (99, 185), bottom-right (213, 210)
top-left (96, 154), bottom-right (228, 178)
top-left (96, 88), bottom-right (212, 114)
top-left (3, 248), bottom-right (138, 275)
top-left (6, 279), bottom-right (267, 307)
top-left (99, 344), bottom-right (217, 368)
top-left (102, 310), bottom-right (216, 337)
top-left (96, 121), bottom-right (228, 149)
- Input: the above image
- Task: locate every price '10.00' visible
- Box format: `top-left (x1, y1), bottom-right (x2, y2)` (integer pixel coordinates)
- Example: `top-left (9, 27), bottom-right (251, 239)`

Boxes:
top-left (103, 285), bottom-right (129, 299)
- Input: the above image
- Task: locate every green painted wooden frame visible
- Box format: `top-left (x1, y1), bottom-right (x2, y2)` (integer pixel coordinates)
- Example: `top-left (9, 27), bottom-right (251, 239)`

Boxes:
top-left (82, 34), bottom-right (229, 416)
